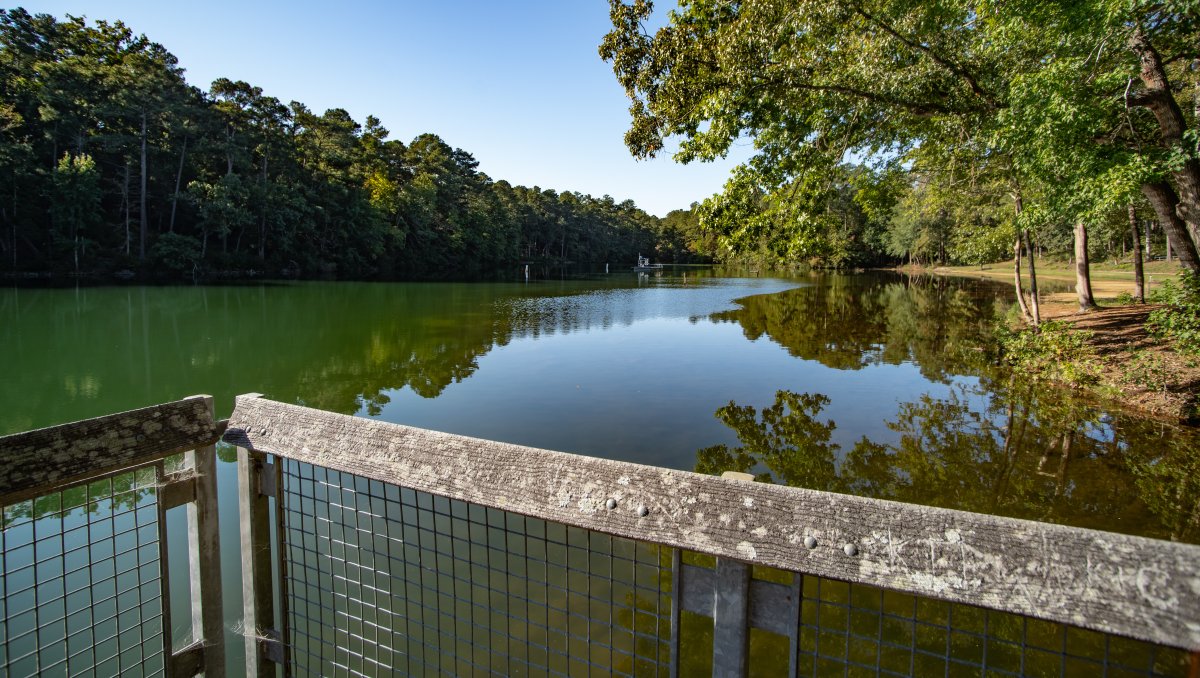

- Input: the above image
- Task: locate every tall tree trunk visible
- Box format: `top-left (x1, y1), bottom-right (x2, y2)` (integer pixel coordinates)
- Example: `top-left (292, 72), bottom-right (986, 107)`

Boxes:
top-left (4, 206), bottom-right (11, 270)
top-left (122, 161), bottom-right (131, 256)
top-left (10, 183), bottom-right (16, 270)
top-left (1129, 27), bottom-right (1200, 259)
top-left (1010, 187), bottom-right (1036, 324)
top-left (1128, 203), bottom-right (1145, 303)
top-left (139, 111), bottom-right (148, 261)
top-left (1013, 238), bottom-right (1032, 321)
top-left (169, 136), bottom-right (187, 234)
top-left (1024, 229), bottom-right (1041, 325)
top-left (1141, 181), bottom-right (1200, 271)
top-left (259, 152), bottom-right (269, 260)
top-left (1074, 222), bottom-right (1098, 312)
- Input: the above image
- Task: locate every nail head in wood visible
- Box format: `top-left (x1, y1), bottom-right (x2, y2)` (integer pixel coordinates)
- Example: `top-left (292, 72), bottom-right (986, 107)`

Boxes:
top-left (843, 543), bottom-right (858, 557)
top-left (637, 505), bottom-right (649, 517)
top-left (804, 536), bottom-right (817, 549)
top-left (606, 498), bottom-right (617, 510)
top-left (224, 396), bottom-right (1200, 651)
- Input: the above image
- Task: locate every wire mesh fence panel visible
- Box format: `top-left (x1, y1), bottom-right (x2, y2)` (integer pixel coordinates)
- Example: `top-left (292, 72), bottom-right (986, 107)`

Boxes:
top-left (280, 459), bottom-right (674, 677)
top-left (669, 554), bottom-right (1195, 678)
top-left (0, 466), bottom-right (167, 678)
top-left (759, 574), bottom-right (1191, 678)
top-left (278, 456), bottom-right (1196, 678)
top-left (787, 574), bottom-right (1193, 678)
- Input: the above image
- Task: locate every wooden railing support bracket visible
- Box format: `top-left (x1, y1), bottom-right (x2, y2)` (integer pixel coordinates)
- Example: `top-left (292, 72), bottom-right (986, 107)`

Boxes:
top-left (259, 628), bottom-right (286, 666)
top-left (168, 642), bottom-right (206, 676)
top-left (259, 458), bottom-right (277, 497)
top-left (159, 472), bottom-right (198, 511)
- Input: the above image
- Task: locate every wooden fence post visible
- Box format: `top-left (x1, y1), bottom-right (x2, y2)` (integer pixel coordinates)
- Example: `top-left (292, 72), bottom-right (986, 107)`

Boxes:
top-left (185, 395), bottom-right (225, 677)
top-left (238, 394), bottom-right (279, 676)
top-left (713, 471), bottom-right (756, 677)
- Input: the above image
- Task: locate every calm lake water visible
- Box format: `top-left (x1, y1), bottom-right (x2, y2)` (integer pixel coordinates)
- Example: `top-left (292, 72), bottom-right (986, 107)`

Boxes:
top-left (3, 269), bottom-right (1198, 674)
top-left (3, 270), bottom-right (1197, 541)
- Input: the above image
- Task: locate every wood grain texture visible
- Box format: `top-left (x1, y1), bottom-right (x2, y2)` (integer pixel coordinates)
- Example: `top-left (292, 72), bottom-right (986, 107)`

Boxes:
top-left (225, 395), bottom-right (1200, 650)
top-left (0, 396), bottom-right (221, 505)
top-left (186, 444), bottom-right (225, 678)
top-left (237, 444), bottom-right (277, 677)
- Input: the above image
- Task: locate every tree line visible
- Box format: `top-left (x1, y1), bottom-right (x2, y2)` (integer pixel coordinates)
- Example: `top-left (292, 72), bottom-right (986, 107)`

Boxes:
top-left (602, 0), bottom-right (1200, 316)
top-left (0, 8), bottom-right (703, 280)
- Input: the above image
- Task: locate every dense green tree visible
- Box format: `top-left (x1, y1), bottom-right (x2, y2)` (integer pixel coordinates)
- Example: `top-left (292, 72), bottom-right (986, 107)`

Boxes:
top-left (0, 7), bottom-right (676, 279)
top-left (601, 0), bottom-right (1200, 283)
top-left (49, 151), bottom-right (100, 269)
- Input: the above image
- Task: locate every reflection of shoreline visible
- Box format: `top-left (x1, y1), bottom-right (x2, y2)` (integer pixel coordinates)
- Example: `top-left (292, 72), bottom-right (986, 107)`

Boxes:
top-left (708, 273), bottom-right (1003, 379)
top-left (0, 277), bottom-right (801, 432)
top-left (696, 385), bottom-right (1200, 544)
top-left (501, 278), bottom-right (802, 340)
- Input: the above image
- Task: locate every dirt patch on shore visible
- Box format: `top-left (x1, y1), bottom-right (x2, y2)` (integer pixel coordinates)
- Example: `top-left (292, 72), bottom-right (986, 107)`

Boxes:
top-left (1038, 303), bottom-right (1199, 422)
top-left (927, 265), bottom-right (1198, 422)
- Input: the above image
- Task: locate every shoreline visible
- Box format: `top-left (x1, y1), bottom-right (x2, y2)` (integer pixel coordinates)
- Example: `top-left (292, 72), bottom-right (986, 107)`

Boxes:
top-left (926, 262), bottom-right (1199, 424)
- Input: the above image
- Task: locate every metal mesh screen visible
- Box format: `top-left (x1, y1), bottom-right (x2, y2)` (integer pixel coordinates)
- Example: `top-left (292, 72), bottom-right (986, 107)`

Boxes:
top-left (785, 574), bottom-right (1192, 678)
top-left (276, 457), bottom-right (1194, 678)
top-left (0, 467), bottom-right (167, 678)
top-left (280, 459), bottom-right (673, 677)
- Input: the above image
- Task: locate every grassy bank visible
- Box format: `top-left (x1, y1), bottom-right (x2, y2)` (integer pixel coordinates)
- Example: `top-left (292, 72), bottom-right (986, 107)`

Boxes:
top-left (930, 259), bottom-right (1182, 304)
top-left (929, 260), bottom-right (1199, 424)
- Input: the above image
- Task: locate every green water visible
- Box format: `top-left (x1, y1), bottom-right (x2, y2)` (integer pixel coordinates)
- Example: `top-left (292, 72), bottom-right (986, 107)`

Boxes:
top-left (3, 270), bottom-right (1197, 540)
top-left (3, 270), bottom-right (1198, 675)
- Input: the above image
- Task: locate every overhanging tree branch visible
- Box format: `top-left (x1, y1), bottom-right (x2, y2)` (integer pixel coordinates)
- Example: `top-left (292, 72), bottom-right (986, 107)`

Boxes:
top-left (847, 1), bottom-right (1000, 109)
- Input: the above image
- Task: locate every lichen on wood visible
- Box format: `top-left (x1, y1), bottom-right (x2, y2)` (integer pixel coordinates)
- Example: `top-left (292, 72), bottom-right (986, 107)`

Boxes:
top-left (0, 395), bottom-right (221, 504)
top-left (225, 394), bottom-right (1200, 651)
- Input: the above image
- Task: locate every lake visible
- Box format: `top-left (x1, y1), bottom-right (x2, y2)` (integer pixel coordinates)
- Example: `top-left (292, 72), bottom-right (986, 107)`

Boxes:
top-left (3, 269), bottom-right (1195, 543)
top-left (3, 269), bottom-right (1198, 672)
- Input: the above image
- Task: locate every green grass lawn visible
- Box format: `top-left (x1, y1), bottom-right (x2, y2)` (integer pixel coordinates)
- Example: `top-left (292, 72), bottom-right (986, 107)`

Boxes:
top-left (937, 258), bottom-right (1182, 285)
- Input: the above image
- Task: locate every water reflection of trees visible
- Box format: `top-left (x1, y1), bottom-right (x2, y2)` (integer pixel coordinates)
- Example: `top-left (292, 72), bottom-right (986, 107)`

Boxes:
top-left (1, 467), bottom-right (158, 530)
top-left (1, 282), bottom-right (638, 429)
top-left (696, 386), bottom-right (1200, 544)
top-left (709, 274), bottom-right (1002, 380)
top-left (3, 277), bottom-right (795, 432)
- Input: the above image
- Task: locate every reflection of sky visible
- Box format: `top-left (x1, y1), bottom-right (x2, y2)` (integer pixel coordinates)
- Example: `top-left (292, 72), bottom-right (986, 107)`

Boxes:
top-left (500, 278), bottom-right (802, 338)
top-left (370, 311), bottom-right (964, 471)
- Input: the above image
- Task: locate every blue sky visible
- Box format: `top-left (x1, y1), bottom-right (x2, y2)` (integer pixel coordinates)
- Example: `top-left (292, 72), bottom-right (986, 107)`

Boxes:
top-left (23, 0), bottom-right (752, 216)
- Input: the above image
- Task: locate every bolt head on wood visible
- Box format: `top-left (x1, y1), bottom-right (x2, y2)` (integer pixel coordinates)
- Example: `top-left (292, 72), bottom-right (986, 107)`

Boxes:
top-left (605, 498), bottom-right (617, 510)
top-left (843, 543), bottom-right (858, 557)
top-left (804, 536), bottom-right (817, 549)
top-left (636, 505), bottom-right (648, 517)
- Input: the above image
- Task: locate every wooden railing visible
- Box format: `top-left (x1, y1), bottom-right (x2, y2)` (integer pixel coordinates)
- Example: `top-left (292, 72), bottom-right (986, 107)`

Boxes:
top-left (3, 394), bottom-right (1199, 677)
top-left (0, 396), bottom-right (225, 678)
top-left (225, 394), bottom-right (1200, 675)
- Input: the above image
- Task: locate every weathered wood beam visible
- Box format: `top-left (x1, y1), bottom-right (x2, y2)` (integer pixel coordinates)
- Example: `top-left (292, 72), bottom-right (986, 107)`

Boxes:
top-left (713, 470), bottom-right (753, 677)
top-left (186, 414), bottom-right (226, 677)
top-left (713, 558), bottom-right (750, 676)
top-left (238, 414), bottom-right (279, 677)
top-left (224, 395), bottom-right (1200, 651)
top-left (0, 396), bottom-right (223, 506)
